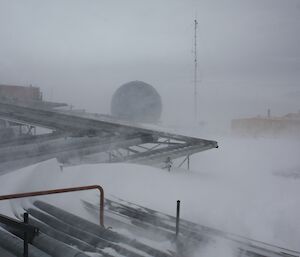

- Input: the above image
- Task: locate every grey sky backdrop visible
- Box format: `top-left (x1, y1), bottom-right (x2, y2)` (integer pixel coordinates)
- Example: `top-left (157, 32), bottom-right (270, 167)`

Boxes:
top-left (0, 0), bottom-right (299, 129)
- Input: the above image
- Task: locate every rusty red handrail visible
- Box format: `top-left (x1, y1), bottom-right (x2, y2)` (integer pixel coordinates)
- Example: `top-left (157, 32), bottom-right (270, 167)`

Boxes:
top-left (0, 185), bottom-right (104, 226)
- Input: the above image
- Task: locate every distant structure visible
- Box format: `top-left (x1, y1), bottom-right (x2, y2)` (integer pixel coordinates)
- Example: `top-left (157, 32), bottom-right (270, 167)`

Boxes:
top-left (0, 84), bottom-right (42, 102)
top-left (111, 81), bottom-right (162, 123)
top-left (193, 19), bottom-right (198, 122)
top-left (0, 84), bottom-right (42, 139)
top-left (231, 110), bottom-right (300, 137)
top-left (0, 84), bottom-right (66, 109)
top-left (0, 84), bottom-right (67, 140)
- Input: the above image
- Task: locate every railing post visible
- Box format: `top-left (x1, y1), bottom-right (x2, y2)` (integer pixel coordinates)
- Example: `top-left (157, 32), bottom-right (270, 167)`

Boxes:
top-left (176, 200), bottom-right (180, 238)
top-left (23, 212), bottom-right (29, 257)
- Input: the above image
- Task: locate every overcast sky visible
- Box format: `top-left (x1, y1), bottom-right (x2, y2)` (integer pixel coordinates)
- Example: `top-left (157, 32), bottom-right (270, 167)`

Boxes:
top-left (0, 0), bottom-right (299, 128)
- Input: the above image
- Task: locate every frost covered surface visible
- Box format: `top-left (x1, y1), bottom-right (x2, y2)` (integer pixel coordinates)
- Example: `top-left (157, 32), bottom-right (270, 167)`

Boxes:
top-left (0, 136), bottom-right (299, 254)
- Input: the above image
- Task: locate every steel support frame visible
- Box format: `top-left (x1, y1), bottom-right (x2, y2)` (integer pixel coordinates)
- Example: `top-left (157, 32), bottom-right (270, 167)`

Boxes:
top-left (178, 155), bottom-right (190, 170)
top-left (105, 136), bottom-right (195, 172)
top-left (107, 137), bottom-right (186, 163)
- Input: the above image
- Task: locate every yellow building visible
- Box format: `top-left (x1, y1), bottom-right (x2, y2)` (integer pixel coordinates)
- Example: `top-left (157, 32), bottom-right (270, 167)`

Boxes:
top-left (231, 111), bottom-right (300, 137)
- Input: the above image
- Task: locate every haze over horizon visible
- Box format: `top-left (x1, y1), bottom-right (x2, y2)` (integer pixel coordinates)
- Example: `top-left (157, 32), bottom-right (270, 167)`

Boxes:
top-left (0, 2), bottom-right (300, 256)
top-left (0, 0), bottom-right (299, 128)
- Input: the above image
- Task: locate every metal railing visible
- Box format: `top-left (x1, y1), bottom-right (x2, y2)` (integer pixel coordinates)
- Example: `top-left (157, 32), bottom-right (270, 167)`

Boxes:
top-left (0, 185), bottom-right (104, 226)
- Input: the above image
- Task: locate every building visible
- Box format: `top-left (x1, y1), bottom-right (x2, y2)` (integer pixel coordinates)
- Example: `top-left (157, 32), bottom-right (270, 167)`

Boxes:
top-left (231, 111), bottom-right (300, 137)
top-left (0, 84), bottom-right (42, 102)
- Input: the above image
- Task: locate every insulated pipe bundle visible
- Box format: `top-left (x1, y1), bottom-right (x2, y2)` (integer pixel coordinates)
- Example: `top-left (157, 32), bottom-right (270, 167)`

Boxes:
top-left (3, 222), bottom-right (92, 257)
top-left (27, 217), bottom-right (113, 257)
top-left (0, 228), bottom-right (51, 257)
top-left (27, 217), bottom-right (97, 252)
top-left (27, 208), bottom-right (111, 248)
top-left (26, 207), bottom-right (144, 257)
top-left (0, 246), bottom-right (18, 257)
top-left (33, 201), bottom-right (172, 257)
top-left (30, 232), bottom-right (91, 257)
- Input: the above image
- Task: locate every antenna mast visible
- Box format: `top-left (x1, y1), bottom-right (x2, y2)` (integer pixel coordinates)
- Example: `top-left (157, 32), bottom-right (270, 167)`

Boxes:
top-left (193, 19), bottom-right (198, 122)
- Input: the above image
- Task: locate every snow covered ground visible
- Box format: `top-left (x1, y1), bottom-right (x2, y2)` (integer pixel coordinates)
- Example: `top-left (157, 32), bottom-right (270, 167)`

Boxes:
top-left (0, 135), bottom-right (299, 254)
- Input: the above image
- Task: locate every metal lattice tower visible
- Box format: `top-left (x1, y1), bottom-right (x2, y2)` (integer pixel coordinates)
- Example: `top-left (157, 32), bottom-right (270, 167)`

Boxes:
top-left (193, 19), bottom-right (198, 122)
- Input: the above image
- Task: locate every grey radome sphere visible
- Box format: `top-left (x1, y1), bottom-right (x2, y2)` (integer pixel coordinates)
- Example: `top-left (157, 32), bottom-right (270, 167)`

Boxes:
top-left (111, 81), bottom-right (162, 123)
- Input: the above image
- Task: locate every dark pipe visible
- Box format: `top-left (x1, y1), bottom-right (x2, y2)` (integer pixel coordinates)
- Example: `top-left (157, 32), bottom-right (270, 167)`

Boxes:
top-left (3, 222), bottom-right (91, 257)
top-left (32, 232), bottom-right (91, 257)
top-left (0, 213), bottom-right (38, 239)
top-left (26, 216), bottom-right (96, 253)
top-left (0, 229), bottom-right (51, 257)
top-left (0, 246), bottom-right (18, 257)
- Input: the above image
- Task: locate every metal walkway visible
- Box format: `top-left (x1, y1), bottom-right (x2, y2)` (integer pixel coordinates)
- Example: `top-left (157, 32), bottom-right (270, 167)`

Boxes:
top-left (0, 101), bottom-right (218, 173)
